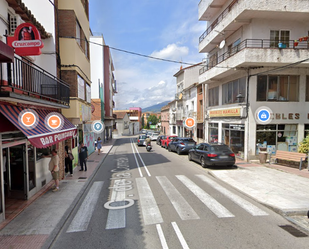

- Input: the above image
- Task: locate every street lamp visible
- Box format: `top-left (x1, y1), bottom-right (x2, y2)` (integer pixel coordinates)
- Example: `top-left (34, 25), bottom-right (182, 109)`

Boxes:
top-left (236, 93), bottom-right (244, 103)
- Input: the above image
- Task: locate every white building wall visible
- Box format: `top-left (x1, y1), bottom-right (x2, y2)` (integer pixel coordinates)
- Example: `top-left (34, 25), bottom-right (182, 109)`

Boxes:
top-left (90, 36), bottom-right (105, 99)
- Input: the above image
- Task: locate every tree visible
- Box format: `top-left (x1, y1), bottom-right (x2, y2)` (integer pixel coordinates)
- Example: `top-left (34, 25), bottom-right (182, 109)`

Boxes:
top-left (148, 115), bottom-right (159, 127)
top-left (141, 114), bottom-right (145, 129)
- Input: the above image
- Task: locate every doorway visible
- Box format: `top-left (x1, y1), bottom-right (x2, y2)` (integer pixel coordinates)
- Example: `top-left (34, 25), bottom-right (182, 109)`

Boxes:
top-left (7, 144), bottom-right (27, 199)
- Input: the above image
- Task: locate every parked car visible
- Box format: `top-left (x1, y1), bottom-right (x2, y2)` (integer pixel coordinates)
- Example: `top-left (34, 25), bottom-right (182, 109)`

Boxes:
top-left (188, 143), bottom-right (235, 168)
top-left (168, 138), bottom-right (196, 155)
top-left (157, 135), bottom-right (166, 145)
top-left (161, 135), bottom-right (177, 149)
top-left (137, 134), bottom-right (147, 146)
top-left (150, 132), bottom-right (160, 141)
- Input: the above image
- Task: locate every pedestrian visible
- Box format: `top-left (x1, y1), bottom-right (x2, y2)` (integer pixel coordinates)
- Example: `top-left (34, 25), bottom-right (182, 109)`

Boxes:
top-left (97, 137), bottom-right (102, 155)
top-left (49, 149), bottom-right (60, 192)
top-left (78, 142), bottom-right (88, 171)
top-left (65, 146), bottom-right (74, 176)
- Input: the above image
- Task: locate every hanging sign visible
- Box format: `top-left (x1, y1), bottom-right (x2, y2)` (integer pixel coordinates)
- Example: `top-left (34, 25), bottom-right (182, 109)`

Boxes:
top-left (7, 23), bottom-right (44, 56)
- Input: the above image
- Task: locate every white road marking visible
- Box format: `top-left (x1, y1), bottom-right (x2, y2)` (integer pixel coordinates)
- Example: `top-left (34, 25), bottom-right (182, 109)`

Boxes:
top-left (156, 224), bottom-right (169, 249)
top-left (136, 177), bottom-right (163, 225)
top-left (171, 222), bottom-right (190, 249)
top-left (66, 181), bottom-right (104, 233)
top-left (130, 139), bottom-right (143, 177)
top-left (156, 176), bottom-right (200, 220)
top-left (132, 142), bottom-right (151, 177)
top-left (105, 179), bottom-right (127, 229)
top-left (196, 174), bottom-right (268, 216)
top-left (176, 175), bottom-right (234, 218)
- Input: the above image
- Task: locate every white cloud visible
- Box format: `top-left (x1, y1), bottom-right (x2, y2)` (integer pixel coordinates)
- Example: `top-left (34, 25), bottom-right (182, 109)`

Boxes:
top-left (150, 44), bottom-right (189, 61)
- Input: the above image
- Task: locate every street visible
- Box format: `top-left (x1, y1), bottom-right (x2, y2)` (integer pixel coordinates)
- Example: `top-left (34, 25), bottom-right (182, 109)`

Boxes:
top-left (49, 137), bottom-right (309, 249)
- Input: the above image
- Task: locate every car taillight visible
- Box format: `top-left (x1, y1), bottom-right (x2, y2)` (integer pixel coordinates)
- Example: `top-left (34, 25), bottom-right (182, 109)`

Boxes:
top-left (207, 154), bottom-right (217, 157)
top-left (180, 143), bottom-right (185, 145)
top-left (138, 140), bottom-right (140, 142)
top-left (230, 153), bottom-right (235, 157)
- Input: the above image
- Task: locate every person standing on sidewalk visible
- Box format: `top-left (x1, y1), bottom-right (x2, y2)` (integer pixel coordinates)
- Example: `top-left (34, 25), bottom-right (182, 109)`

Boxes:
top-left (78, 143), bottom-right (88, 171)
top-left (65, 146), bottom-right (74, 176)
top-left (49, 149), bottom-right (60, 192)
top-left (97, 137), bottom-right (102, 155)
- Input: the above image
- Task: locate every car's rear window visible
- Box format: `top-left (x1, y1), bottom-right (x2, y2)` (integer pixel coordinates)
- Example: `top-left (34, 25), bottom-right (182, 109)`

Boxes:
top-left (210, 145), bottom-right (231, 152)
top-left (140, 135), bottom-right (146, 139)
top-left (181, 139), bottom-right (195, 142)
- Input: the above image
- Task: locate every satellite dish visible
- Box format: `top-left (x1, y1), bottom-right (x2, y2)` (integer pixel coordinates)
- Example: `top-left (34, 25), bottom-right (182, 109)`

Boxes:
top-left (219, 40), bottom-right (226, 49)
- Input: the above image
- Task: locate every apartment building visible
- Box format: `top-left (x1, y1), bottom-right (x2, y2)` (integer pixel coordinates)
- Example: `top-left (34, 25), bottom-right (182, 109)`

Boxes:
top-left (90, 34), bottom-right (117, 142)
top-left (173, 63), bottom-right (201, 139)
top-left (198, 0), bottom-right (309, 160)
top-left (57, 0), bottom-right (93, 153)
top-left (0, 0), bottom-right (76, 223)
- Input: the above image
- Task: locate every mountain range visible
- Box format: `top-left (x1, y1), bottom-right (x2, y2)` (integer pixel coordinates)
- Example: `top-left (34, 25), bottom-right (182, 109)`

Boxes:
top-left (142, 100), bottom-right (171, 113)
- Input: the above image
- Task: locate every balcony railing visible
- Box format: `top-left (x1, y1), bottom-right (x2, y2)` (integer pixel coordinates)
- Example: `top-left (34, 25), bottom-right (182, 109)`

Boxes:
top-left (0, 56), bottom-right (70, 106)
top-left (199, 39), bottom-right (309, 75)
top-left (199, 0), bottom-right (239, 44)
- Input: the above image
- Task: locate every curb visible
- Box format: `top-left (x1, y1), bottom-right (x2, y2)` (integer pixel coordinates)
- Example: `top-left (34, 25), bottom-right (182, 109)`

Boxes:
top-left (42, 139), bottom-right (116, 249)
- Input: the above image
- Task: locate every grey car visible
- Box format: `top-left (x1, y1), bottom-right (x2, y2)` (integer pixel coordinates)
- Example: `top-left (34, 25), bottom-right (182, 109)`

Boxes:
top-left (167, 138), bottom-right (196, 155)
top-left (137, 134), bottom-right (147, 146)
top-left (188, 143), bottom-right (235, 168)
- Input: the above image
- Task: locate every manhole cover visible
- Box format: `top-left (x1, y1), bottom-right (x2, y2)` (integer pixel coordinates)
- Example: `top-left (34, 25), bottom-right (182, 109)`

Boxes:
top-left (279, 225), bottom-right (308, 237)
top-left (78, 177), bottom-right (87, 179)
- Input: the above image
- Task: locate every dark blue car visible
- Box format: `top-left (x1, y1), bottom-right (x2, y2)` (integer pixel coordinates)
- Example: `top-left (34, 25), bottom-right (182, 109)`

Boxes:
top-left (167, 137), bottom-right (196, 155)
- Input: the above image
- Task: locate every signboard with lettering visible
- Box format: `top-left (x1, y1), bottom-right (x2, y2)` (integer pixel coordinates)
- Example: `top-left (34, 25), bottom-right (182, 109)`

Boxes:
top-left (7, 23), bottom-right (44, 56)
top-left (209, 108), bottom-right (241, 118)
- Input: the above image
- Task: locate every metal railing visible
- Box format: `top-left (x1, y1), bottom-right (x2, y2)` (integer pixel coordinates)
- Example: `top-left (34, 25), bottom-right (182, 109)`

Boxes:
top-left (0, 56), bottom-right (70, 105)
top-left (199, 0), bottom-right (239, 43)
top-left (199, 39), bottom-right (309, 75)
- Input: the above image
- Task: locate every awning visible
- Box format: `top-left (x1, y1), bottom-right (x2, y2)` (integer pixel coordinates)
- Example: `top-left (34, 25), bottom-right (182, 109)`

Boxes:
top-left (0, 105), bottom-right (77, 148)
top-left (0, 40), bottom-right (14, 63)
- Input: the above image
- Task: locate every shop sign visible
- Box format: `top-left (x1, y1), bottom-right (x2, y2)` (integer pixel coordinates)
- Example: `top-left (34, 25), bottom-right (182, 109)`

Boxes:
top-left (7, 23), bottom-right (44, 56)
top-left (209, 108), bottom-right (241, 118)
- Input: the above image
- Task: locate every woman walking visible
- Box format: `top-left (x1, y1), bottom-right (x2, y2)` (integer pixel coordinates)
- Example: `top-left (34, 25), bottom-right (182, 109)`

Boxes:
top-left (97, 137), bottom-right (102, 155)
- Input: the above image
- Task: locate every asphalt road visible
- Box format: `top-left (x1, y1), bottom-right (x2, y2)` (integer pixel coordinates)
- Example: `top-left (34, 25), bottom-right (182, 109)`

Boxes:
top-left (49, 137), bottom-right (309, 249)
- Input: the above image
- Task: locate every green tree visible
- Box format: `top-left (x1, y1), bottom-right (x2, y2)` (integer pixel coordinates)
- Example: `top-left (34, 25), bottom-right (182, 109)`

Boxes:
top-left (148, 115), bottom-right (159, 127)
top-left (141, 114), bottom-right (145, 128)
top-left (298, 135), bottom-right (309, 153)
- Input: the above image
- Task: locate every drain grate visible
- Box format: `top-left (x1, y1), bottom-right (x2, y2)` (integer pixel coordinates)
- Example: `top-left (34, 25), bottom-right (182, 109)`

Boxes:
top-left (279, 225), bottom-right (308, 237)
top-left (78, 177), bottom-right (87, 179)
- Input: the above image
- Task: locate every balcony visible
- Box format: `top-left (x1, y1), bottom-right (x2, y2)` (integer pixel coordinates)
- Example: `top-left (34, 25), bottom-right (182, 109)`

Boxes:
top-left (199, 39), bottom-right (309, 81)
top-left (199, 0), bottom-right (309, 53)
top-left (199, 0), bottom-right (227, 21)
top-left (0, 56), bottom-right (70, 108)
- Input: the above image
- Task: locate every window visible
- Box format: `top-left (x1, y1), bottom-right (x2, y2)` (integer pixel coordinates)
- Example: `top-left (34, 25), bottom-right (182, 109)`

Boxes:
top-left (86, 83), bottom-right (91, 103)
top-left (85, 38), bottom-right (89, 58)
top-left (76, 20), bottom-right (81, 46)
top-left (78, 75), bottom-right (85, 100)
top-left (209, 86), bottom-right (219, 106)
top-left (222, 77), bottom-right (246, 104)
top-left (257, 75), bottom-right (299, 102)
top-left (208, 123), bottom-right (218, 143)
top-left (270, 30), bottom-right (290, 48)
top-left (306, 76), bottom-right (309, 101)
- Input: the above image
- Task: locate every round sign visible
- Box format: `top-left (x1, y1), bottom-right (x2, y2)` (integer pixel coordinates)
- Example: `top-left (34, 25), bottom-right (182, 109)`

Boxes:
top-left (185, 117), bottom-right (195, 128)
top-left (45, 112), bottom-right (64, 131)
top-left (255, 106), bottom-right (273, 124)
top-left (18, 109), bottom-right (39, 129)
top-left (92, 120), bottom-right (105, 134)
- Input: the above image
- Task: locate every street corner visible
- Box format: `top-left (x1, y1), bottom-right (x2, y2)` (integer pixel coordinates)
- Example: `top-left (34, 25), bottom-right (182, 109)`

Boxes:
top-left (285, 215), bottom-right (309, 235)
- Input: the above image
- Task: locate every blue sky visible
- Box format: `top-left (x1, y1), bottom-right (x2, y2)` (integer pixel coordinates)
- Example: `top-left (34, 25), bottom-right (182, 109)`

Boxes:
top-left (89, 0), bottom-right (205, 110)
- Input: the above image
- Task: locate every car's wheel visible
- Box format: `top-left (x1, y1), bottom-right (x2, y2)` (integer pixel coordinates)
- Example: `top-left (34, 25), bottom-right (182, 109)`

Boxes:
top-left (168, 145), bottom-right (172, 152)
top-left (188, 153), bottom-right (192, 161)
top-left (201, 157), bottom-right (207, 168)
top-left (176, 147), bottom-right (181, 155)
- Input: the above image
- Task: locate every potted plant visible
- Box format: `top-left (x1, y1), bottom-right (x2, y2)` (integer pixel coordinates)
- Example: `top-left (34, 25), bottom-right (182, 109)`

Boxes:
top-left (294, 40), bottom-right (299, 47)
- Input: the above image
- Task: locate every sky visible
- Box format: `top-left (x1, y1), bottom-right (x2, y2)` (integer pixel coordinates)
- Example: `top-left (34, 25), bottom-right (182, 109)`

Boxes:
top-left (89, 0), bottom-right (205, 110)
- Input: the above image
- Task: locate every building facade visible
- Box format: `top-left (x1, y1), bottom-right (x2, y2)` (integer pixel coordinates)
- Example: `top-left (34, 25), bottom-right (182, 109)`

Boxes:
top-left (198, 0), bottom-right (309, 160)
top-left (0, 0), bottom-right (76, 224)
top-left (160, 104), bottom-right (170, 135)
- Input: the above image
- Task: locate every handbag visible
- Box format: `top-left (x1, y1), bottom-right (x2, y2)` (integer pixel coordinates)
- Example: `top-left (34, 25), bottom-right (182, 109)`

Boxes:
top-left (69, 153), bottom-right (74, 161)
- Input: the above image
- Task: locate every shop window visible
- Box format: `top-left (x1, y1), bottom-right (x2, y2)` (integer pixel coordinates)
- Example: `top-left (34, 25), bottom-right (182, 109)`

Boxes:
top-left (208, 123), bottom-right (218, 143)
top-left (222, 77), bottom-right (246, 104)
top-left (256, 124), bottom-right (298, 155)
top-left (209, 86), bottom-right (219, 106)
top-left (36, 145), bottom-right (56, 161)
top-left (257, 75), bottom-right (299, 102)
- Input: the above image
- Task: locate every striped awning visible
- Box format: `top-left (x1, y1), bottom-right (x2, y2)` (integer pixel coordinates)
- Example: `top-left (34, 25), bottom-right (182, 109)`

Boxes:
top-left (0, 105), bottom-right (77, 148)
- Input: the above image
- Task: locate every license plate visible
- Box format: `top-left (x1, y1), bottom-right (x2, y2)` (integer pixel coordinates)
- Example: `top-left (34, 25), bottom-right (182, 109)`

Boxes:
top-left (143, 141), bottom-right (146, 145)
top-left (219, 156), bottom-right (228, 158)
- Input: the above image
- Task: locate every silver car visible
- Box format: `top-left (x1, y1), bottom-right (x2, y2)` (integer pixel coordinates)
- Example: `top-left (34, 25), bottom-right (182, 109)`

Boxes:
top-left (149, 132), bottom-right (160, 141)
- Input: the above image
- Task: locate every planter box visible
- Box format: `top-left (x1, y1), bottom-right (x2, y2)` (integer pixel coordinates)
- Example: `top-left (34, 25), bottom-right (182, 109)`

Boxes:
top-left (278, 43), bottom-right (286, 49)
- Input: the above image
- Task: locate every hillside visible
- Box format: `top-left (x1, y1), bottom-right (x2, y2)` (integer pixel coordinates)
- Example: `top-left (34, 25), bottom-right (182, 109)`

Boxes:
top-left (142, 100), bottom-right (170, 113)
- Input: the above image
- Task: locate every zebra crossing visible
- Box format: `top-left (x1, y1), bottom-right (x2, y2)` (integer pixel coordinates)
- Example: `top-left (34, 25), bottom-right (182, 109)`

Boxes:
top-left (66, 173), bottom-right (268, 233)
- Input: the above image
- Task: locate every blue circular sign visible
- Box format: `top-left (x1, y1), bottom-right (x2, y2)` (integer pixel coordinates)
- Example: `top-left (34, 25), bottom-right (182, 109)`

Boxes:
top-left (258, 109), bottom-right (270, 122)
top-left (91, 120), bottom-right (105, 133)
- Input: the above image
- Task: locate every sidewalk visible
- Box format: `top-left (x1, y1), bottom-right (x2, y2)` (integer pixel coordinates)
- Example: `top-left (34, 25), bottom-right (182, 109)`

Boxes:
top-left (0, 138), bottom-right (116, 249)
top-left (210, 158), bottom-right (309, 232)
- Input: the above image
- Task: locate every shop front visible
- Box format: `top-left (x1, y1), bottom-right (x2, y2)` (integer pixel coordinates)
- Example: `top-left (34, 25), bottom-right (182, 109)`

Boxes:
top-left (0, 104), bottom-right (76, 223)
